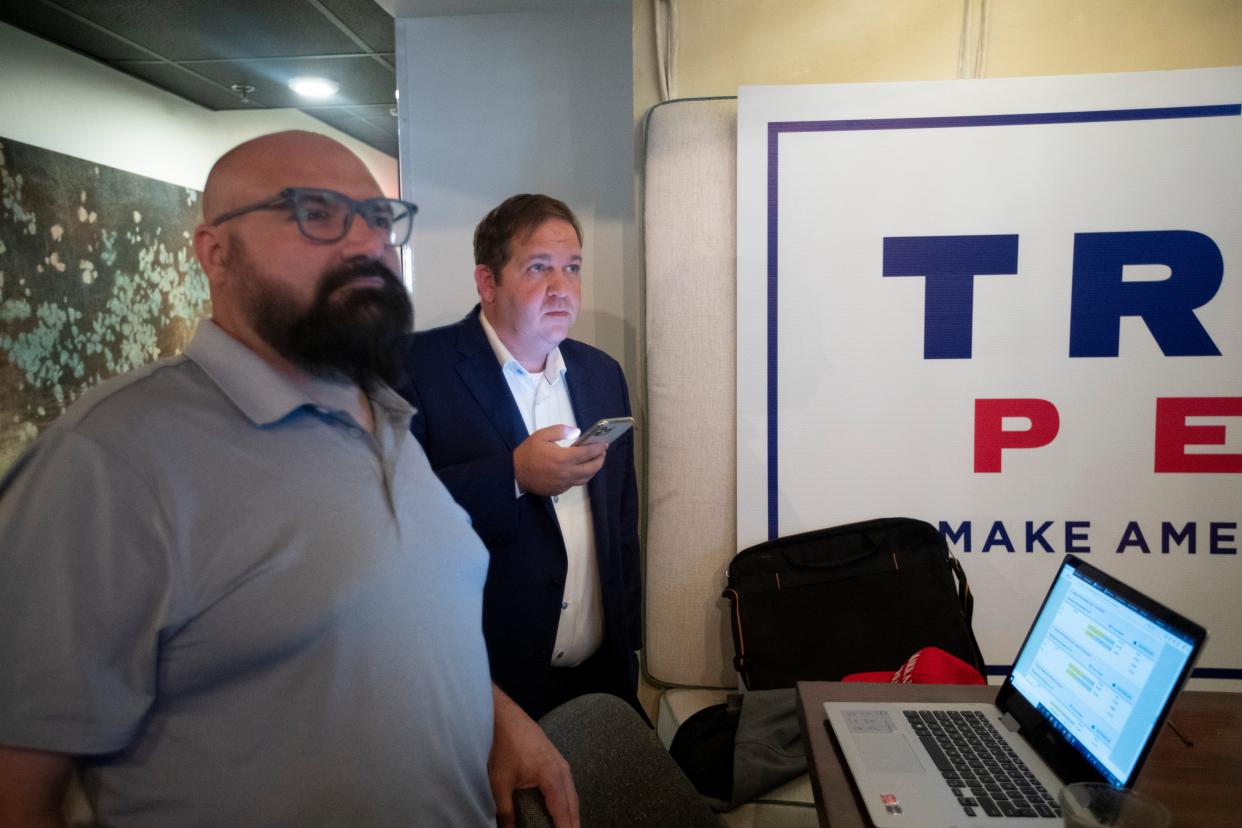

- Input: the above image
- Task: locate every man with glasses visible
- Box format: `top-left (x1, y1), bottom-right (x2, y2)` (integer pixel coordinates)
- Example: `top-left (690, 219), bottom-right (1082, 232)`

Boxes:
top-left (0, 131), bottom-right (578, 827)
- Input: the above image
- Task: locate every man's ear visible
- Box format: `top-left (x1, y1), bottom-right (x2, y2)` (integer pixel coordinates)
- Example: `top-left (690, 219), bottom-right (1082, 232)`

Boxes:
top-left (193, 223), bottom-right (230, 291)
top-left (474, 264), bottom-right (497, 304)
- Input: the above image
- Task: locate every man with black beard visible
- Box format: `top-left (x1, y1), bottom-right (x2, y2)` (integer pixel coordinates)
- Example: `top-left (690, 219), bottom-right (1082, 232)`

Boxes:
top-left (0, 131), bottom-right (579, 828)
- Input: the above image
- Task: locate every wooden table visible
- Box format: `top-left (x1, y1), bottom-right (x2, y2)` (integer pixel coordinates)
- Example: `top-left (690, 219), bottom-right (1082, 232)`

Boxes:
top-left (796, 682), bottom-right (1242, 827)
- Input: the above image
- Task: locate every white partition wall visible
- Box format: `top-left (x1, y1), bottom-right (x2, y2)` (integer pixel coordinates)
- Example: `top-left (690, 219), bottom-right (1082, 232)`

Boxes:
top-left (393, 3), bottom-right (636, 374)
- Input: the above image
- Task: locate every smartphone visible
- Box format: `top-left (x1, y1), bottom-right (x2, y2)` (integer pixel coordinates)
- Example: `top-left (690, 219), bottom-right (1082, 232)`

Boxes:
top-left (572, 416), bottom-right (635, 446)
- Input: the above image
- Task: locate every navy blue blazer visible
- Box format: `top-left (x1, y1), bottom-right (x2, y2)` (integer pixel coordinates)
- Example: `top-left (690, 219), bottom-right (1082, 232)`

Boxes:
top-left (396, 308), bottom-right (641, 718)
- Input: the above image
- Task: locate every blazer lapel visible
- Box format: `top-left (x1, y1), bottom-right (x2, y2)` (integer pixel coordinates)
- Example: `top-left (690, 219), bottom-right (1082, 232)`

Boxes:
top-left (565, 347), bottom-right (605, 446)
top-left (454, 311), bottom-right (529, 451)
top-left (565, 349), bottom-right (611, 552)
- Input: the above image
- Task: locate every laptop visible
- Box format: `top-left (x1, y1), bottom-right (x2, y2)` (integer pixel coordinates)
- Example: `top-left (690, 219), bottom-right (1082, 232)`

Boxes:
top-left (823, 556), bottom-right (1207, 827)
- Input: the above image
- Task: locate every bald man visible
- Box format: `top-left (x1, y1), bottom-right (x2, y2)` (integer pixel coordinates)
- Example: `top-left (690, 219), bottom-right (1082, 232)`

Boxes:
top-left (0, 131), bottom-right (577, 828)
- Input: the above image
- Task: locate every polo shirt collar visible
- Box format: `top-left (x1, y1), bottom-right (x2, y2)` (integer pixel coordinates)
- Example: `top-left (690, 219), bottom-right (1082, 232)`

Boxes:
top-left (478, 308), bottom-right (567, 385)
top-left (185, 319), bottom-right (413, 427)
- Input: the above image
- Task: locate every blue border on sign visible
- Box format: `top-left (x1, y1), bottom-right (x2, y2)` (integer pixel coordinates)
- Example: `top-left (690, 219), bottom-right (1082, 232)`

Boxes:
top-left (764, 103), bottom-right (1242, 679)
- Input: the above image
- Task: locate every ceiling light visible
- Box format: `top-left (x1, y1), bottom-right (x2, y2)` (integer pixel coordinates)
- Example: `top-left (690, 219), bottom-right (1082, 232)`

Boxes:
top-left (288, 77), bottom-right (339, 98)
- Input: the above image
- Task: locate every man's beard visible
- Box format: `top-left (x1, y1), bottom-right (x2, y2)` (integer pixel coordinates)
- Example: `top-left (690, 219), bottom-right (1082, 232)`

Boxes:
top-left (239, 251), bottom-right (413, 393)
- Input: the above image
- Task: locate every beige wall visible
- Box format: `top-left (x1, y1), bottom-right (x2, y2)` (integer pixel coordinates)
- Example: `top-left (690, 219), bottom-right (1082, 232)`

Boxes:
top-left (985, 0), bottom-right (1242, 77)
top-left (636, 0), bottom-right (1242, 119)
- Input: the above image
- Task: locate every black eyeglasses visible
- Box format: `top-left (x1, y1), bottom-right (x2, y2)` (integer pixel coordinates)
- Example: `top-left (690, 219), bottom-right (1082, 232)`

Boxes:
top-left (209, 187), bottom-right (418, 247)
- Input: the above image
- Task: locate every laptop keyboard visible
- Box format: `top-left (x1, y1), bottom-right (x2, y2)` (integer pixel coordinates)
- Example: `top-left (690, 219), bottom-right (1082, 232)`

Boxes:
top-left (903, 709), bottom-right (1061, 820)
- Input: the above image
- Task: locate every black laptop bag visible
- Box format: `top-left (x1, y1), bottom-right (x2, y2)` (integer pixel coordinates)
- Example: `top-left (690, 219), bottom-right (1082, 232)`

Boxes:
top-left (723, 517), bottom-right (986, 690)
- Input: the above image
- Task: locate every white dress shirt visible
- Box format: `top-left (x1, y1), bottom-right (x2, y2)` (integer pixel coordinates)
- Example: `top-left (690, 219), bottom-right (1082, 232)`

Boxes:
top-left (479, 311), bottom-right (603, 667)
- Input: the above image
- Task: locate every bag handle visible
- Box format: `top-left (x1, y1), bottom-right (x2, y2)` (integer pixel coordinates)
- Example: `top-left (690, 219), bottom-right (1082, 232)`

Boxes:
top-left (783, 526), bottom-right (886, 568)
top-left (783, 546), bottom-right (873, 568)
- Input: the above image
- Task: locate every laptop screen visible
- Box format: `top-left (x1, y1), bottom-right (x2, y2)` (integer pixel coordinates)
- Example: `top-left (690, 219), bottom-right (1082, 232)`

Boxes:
top-left (1007, 558), bottom-right (1201, 787)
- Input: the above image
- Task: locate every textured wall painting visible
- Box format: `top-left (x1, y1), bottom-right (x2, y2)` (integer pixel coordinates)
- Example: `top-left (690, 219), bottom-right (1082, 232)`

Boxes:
top-left (0, 137), bottom-right (210, 473)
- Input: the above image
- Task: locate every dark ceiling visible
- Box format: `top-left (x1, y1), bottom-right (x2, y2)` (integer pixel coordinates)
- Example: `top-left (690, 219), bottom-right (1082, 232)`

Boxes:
top-left (0, 0), bottom-right (398, 157)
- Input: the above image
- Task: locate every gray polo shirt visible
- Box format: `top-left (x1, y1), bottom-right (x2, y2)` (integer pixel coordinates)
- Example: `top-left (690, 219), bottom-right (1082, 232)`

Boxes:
top-left (0, 320), bottom-right (495, 826)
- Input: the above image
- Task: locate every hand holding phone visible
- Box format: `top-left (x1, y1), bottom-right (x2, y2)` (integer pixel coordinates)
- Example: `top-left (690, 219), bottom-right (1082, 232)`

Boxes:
top-left (571, 416), bottom-right (635, 446)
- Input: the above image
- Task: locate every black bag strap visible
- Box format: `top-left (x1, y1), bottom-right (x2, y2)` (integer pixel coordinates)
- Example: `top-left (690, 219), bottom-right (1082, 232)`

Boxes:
top-left (947, 553), bottom-right (986, 673)
top-left (722, 587), bottom-right (751, 685)
top-left (949, 554), bottom-right (974, 624)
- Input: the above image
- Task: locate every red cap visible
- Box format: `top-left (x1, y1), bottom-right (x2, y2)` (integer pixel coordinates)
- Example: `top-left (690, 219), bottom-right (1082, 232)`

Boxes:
top-left (841, 646), bottom-right (986, 685)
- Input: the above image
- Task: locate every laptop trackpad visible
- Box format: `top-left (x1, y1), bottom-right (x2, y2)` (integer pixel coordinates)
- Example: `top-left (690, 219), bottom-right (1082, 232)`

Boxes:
top-left (840, 710), bottom-right (925, 772)
top-left (856, 735), bottom-right (926, 772)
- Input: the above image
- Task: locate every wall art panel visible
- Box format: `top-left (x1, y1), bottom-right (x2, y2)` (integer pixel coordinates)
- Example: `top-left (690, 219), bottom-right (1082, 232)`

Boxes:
top-left (0, 137), bottom-right (209, 473)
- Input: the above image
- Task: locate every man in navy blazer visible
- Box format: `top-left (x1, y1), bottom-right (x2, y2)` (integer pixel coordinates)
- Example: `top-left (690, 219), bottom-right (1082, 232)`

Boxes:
top-left (397, 195), bottom-right (642, 721)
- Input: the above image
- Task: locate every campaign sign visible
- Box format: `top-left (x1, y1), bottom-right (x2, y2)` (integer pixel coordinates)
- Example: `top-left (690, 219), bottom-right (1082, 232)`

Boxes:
top-left (736, 69), bottom-right (1241, 679)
